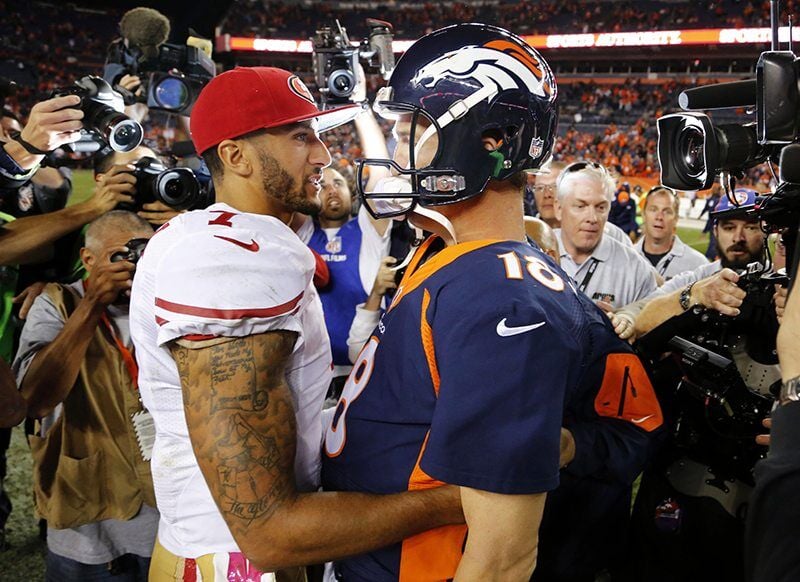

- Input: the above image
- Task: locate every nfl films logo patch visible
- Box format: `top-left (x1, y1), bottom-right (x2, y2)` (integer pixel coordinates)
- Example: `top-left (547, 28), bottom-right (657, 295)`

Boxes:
top-left (325, 237), bottom-right (342, 254)
top-left (529, 137), bottom-right (544, 159)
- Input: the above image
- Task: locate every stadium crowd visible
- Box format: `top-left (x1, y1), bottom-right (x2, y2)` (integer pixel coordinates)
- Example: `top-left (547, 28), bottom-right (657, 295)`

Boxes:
top-left (224, 0), bottom-right (798, 38)
top-left (0, 3), bottom-right (798, 582)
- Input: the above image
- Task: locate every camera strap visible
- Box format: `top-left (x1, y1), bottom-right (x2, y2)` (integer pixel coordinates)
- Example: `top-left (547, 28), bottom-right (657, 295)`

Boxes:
top-left (578, 258), bottom-right (601, 293)
top-left (100, 312), bottom-right (138, 391)
top-left (9, 131), bottom-right (51, 156)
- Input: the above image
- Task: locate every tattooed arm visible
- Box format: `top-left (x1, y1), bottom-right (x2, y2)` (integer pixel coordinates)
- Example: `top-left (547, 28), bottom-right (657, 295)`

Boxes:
top-left (171, 331), bottom-right (463, 571)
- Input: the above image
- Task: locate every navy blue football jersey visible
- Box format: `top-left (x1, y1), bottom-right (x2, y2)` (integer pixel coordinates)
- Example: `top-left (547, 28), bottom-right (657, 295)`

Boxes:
top-left (321, 236), bottom-right (598, 581)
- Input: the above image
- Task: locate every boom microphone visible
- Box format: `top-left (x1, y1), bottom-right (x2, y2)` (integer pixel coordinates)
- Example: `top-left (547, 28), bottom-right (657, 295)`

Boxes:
top-left (678, 79), bottom-right (757, 111)
top-left (119, 7), bottom-right (171, 59)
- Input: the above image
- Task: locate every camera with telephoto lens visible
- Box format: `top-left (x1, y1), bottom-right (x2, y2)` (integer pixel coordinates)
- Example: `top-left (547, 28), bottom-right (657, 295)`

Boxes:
top-left (104, 39), bottom-right (215, 115)
top-left (51, 76), bottom-right (143, 153)
top-left (311, 19), bottom-right (395, 107)
top-left (123, 156), bottom-right (204, 211)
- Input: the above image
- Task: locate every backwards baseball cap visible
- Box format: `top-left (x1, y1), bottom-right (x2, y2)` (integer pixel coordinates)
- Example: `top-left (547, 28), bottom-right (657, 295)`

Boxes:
top-left (190, 67), bottom-right (361, 155)
top-left (711, 188), bottom-right (759, 221)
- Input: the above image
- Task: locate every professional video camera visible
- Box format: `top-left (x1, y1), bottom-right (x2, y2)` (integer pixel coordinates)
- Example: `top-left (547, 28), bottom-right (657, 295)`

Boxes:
top-left (102, 8), bottom-right (214, 116)
top-left (657, 0), bottom-right (800, 283)
top-left (105, 40), bottom-right (215, 115)
top-left (638, 267), bottom-right (780, 483)
top-left (51, 76), bottom-right (143, 153)
top-left (121, 156), bottom-right (210, 212)
top-left (311, 19), bottom-right (395, 107)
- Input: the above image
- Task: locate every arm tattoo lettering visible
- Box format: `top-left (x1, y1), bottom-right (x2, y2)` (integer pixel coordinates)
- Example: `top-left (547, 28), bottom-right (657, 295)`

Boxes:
top-left (171, 332), bottom-right (299, 528)
top-left (209, 340), bottom-right (269, 412)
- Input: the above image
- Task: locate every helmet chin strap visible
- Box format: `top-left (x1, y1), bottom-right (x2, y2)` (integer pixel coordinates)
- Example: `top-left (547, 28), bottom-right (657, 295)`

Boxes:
top-left (409, 205), bottom-right (458, 246)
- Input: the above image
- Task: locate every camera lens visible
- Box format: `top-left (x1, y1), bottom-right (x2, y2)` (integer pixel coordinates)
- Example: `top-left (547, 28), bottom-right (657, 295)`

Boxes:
top-left (154, 77), bottom-right (190, 111)
top-left (676, 126), bottom-right (705, 178)
top-left (155, 169), bottom-right (199, 210)
top-left (328, 69), bottom-right (355, 98)
top-left (108, 119), bottom-right (144, 152)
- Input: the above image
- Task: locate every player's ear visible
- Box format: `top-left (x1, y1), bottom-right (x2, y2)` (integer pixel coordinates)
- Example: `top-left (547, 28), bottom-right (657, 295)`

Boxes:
top-left (217, 139), bottom-right (253, 179)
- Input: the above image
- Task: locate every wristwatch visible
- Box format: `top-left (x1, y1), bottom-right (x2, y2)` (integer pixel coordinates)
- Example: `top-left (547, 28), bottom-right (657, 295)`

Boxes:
top-left (780, 375), bottom-right (800, 405)
top-left (679, 281), bottom-right (696, 311)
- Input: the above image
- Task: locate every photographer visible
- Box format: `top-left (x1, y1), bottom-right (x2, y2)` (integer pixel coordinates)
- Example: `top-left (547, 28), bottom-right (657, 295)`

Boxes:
top-left (745, 266), bottom-right (800, 582)
top-left (627, 189), bottom-right (779, 582)
top-left (0, 95), bottom-right (130, 266)
top-left (93, 145), bottom-right (184, 227)
top-left (14, 211), bottom-right (157, 581)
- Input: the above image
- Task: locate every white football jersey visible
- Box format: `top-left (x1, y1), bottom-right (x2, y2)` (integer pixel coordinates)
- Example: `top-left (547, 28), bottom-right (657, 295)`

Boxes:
top-left (130, 202), bottom-right (332, 558)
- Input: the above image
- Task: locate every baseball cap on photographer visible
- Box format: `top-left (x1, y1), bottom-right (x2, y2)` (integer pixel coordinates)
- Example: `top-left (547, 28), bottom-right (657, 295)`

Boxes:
top-left (710, 188), bottom-right (759, 221)
top-left (190, 67), bottom-right (360, 155)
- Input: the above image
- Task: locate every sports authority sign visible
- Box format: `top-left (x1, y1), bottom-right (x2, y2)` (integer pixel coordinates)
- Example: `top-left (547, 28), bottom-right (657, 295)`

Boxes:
top-left (218, 26), bottom-right (794, 53)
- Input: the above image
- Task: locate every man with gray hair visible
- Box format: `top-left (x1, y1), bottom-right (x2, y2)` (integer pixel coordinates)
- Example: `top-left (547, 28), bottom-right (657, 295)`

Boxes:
top-left (14, 211), bottom-right (157, 581)
top-left (555, 161), bottom-right (658, 311)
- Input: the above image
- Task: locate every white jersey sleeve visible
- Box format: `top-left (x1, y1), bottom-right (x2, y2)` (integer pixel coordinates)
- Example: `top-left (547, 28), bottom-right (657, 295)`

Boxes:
top-left (153, 226), bottom-right (314, 346)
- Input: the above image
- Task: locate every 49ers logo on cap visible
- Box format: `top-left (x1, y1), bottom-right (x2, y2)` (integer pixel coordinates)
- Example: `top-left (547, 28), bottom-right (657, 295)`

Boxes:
top-left (288, 76), bottom-right (315, 105)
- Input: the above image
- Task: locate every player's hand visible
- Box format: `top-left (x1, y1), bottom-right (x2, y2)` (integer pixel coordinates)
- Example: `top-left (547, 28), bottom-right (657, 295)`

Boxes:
top-left (83, 249), bottom-right (136, 308)
top-left (607, 311), bottom-right (636, 342)
top-left (559, 428), bottom-right (576, 467)
top-left (755, 417), bottom-right (771, 447)
top-left (774, 284), bottom-right (787, 325)
top-left (369, 256), bottom-right (398, 298)
top-left (138, 201), bottom-right (181, 226)
top-left (13, 281), bottom-right (47, 320)
top-left (87, 164), bottom-right (136, 214)
top-left (19, 95), bottom-right (84, 152)
top-left (595, 300), bottom-right (614, 313)
top-left (690, 268), bottom-right (745, 317)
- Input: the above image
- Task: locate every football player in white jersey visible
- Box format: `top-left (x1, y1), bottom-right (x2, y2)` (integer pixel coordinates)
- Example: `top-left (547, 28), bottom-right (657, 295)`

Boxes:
top-left (129, 67), bottom-right (462, 581)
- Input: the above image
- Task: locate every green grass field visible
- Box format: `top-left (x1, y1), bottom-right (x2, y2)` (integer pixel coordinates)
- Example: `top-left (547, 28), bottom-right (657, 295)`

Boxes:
top-left (0, 175), bottom-right (713, 580)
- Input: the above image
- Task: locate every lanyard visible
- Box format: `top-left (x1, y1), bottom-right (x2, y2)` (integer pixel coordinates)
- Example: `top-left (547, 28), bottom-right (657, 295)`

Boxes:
top-left (100, 312), bottom-right (138, 391)
top-left (578, 258), bottom-right (601, 293)
top-left (658, 255), bottom-right (675, 277)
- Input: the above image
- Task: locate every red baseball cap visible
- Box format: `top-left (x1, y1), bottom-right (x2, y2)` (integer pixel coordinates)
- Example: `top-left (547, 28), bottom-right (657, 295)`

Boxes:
top-left (190, 67), bottom-right (360, 155)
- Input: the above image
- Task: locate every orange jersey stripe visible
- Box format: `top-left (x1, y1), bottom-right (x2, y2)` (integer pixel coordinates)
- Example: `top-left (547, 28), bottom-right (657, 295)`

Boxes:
top-left (419, 289), bottom-right (441, 396)
top-left (399, 433), bottom-right (468, 582)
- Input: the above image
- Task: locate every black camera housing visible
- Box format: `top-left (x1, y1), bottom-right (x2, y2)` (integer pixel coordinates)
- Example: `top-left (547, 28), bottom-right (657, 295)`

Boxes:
top-left (110, 237), bottom-right (148, 265)
top-left (104, 41), bottom-right (215, 116)
top-left (311, 19), bottom-right (395, 107)
top-left (122, 156), bottom-right (205, 211)
top-left (52, 76), bottom-right (143, 153)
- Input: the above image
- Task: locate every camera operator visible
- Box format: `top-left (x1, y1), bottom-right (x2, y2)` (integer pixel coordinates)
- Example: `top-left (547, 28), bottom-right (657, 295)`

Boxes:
top-left (634, 190), bottom-right (766, 337)
top-left (627, 188), bottom-right (779, 582)
top-left (745, 265), bottom-right (800, 582)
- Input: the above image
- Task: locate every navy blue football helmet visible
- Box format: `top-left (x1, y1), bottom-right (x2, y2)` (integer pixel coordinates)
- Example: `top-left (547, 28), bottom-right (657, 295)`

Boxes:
top-left (358, 23), bottom-right (558, 218)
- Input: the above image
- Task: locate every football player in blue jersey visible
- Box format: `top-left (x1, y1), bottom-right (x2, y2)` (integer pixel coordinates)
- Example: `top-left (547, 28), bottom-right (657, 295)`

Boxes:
top-left (322, 23), bottom-right (664, 582)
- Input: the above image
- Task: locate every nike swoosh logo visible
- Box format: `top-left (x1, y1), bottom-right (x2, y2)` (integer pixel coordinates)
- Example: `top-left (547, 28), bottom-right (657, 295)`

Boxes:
top-left (496, 318), bottom-right (546, 337)
top-left (631, 414), bottom-right (655, 424)
top-left (214, 235), bottom-right (260, 252)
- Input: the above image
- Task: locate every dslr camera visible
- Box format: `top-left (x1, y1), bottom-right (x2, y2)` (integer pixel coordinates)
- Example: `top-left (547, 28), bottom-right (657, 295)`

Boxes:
top-left (311, 19), bottom-right (395, 107)
top-left (105, 38), bottom-right (215, 115)
top-left (51, 76), bottom-right (143, 153)
top-left (123, 156), bottom-right (209, 211)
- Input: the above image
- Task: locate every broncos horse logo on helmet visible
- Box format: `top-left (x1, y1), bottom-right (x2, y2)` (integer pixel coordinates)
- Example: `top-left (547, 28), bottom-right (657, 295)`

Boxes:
top-left (411, 43), bottom-right (552, 100)
top-left (358, 23), bottom-right (558, 219)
